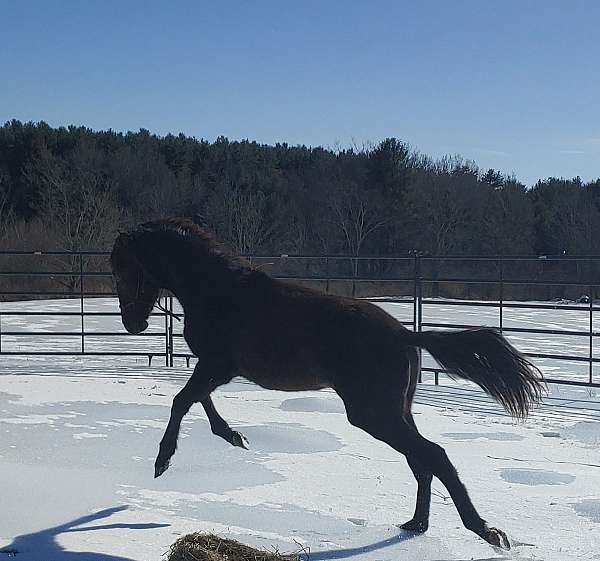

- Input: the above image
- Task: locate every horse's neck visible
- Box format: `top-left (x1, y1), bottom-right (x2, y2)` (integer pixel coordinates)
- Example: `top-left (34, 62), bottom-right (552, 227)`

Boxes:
top-left (160, 251), bottom-right (236, 313)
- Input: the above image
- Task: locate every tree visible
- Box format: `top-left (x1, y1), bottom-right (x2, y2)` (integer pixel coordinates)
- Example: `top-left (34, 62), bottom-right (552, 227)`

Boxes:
top-left (480, 172), bottom-right (535, 255)
top-left (327, 182), bottom-right (389, 256)
top-left (0, 165), bottom-right (13, 234)
top-left (530, 178), bottom-right (591, 255)
top-left (25, 142), bottom-right (122, 289)
top-left (204, 180), bottom-right (279, 254)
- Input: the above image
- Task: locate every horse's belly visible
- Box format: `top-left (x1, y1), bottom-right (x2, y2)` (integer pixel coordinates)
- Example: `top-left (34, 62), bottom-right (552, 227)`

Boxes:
top-left (234, 323), bottom-right (333, 391)
top-left (237, 362), bottom-right (330, 392)
top-left (252, 377), bottom-right (329, 392)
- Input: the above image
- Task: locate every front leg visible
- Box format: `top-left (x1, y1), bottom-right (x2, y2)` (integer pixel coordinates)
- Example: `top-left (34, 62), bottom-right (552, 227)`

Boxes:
top-left (201, 396), bottom-right (249, 449)
top-left (154, 358), bottom-right (231, 478)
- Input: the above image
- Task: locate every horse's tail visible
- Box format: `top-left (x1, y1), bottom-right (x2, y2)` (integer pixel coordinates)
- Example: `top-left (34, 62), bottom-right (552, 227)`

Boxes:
top-left (407, 328), bottom-right (545, 418)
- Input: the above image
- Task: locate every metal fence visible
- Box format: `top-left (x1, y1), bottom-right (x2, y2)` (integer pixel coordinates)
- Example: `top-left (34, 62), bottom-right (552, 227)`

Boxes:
top-left (0, 250), bottom-right (598, 387)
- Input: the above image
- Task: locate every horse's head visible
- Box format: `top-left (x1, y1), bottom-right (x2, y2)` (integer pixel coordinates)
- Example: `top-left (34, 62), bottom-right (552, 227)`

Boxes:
top-left (110, 232), bottom-right (160, 335)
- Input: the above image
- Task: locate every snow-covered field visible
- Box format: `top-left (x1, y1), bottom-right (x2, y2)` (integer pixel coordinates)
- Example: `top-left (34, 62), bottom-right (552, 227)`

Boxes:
top-left (1, 298), bottom-right (599, 561)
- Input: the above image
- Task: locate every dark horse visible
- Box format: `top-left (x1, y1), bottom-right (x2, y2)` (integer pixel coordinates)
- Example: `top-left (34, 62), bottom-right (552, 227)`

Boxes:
top-left (110, 218), bottom-right (544, 550)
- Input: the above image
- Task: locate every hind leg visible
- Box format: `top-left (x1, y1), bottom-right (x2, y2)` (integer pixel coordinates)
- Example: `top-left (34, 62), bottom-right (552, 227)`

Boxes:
top-left (342, 395), bottom-right (510, 549)
top-left (400, 454), bottom-right (433, 533)
top-left (400, 351), bottom-right (433, 533)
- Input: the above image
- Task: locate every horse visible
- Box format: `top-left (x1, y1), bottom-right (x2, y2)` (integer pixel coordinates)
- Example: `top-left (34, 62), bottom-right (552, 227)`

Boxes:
top-left (110, 217), bottom-right (544, 550)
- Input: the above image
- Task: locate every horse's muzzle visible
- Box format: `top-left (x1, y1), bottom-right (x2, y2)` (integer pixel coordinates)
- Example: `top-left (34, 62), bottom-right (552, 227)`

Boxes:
top-left (123, 317), bottom-right (149, 335)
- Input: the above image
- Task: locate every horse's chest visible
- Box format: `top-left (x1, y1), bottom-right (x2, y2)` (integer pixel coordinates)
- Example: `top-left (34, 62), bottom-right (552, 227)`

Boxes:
top-left (182, 322), bottom-right (221, 357)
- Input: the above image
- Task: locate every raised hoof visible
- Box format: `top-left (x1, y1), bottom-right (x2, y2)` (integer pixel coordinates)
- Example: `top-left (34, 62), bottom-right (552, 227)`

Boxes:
top-left (154, 458), bottom-right (170, 478)
top-left (231, 431), bottom-right (250, 449)
top-left (481, 526), bottom-right (510, 550)
top-left (399, 519), bottom-right (428, 534)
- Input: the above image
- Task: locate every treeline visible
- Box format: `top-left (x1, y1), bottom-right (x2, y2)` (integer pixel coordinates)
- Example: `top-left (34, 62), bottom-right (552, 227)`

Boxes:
top-left (1, 119), bottom-right (598, 259)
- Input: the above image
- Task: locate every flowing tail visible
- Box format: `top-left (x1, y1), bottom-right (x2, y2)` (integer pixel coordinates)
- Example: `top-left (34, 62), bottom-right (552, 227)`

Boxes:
top-left (407, 328), bottom-right (545, 418)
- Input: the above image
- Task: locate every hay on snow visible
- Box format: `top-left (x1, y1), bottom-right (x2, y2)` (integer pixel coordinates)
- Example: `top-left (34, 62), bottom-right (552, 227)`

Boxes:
top-left (167, 532), bottom-right (301, 561)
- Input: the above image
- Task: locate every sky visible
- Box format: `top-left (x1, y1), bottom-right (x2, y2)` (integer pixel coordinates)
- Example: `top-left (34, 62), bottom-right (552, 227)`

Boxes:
top-left (1, 0), bottom-right (599, 186)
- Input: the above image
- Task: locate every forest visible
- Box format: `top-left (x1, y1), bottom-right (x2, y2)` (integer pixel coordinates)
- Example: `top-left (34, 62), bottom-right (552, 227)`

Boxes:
top-left (1, 119), bottom-right (598, 259)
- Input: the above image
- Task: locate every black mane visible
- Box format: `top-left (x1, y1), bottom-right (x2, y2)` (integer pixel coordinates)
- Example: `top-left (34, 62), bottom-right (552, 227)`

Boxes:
top-left (137, 217), bottom-right (223, 250)
top-left (134, 218), bottom-right (249, 272)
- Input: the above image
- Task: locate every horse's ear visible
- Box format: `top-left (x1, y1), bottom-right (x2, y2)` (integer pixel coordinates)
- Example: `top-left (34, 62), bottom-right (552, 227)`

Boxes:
top-left (113, 232), bottom-right (128, 248)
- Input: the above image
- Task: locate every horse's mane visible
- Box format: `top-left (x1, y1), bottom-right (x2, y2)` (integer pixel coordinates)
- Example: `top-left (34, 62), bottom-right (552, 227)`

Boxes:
top-left (133, 218), bottom-right (249, 272)
top-left (138, 217), bottom-right (219, 246)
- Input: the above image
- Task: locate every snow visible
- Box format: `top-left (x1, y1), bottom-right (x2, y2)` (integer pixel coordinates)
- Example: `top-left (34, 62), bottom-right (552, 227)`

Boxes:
top-left (1, 298), bottom-right (599, 561)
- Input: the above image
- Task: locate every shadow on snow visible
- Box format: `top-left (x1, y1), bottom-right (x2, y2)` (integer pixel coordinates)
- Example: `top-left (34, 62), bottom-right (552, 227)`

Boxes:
top-left (1, 505), bottom-right (169, 560)
top-left (300, 530), bottom-right (508, 561)
top-left (300, 531), bottom-right (414, 560)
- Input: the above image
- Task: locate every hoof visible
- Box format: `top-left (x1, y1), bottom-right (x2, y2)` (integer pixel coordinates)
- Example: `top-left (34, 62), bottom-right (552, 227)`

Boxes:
top-left (482, 525), bottom-right (510, 550)
top-left (399, 519), bottom-right (428, 534)
top-left (154, 458), bottom-right (170, 478)
top-left (231, 431), bottom-right (249, 449)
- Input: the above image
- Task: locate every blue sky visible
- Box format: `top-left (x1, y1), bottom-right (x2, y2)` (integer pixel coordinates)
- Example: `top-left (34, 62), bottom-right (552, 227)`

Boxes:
top-left (1, 0), bottom-right (598, 186)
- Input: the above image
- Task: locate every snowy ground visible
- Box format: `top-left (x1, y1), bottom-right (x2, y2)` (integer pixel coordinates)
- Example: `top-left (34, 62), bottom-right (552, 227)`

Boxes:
top-left (1, 298), bottom-right (600, 561)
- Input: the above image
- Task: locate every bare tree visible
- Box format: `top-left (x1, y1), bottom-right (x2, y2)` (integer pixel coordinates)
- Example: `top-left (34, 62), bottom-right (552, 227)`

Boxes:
top-left (25, 143), bottom-right (122, 289)
top-left (325, 183), bottom-right (390, 293)
top-left (0, 166), bottom-right (13, 236)
top-left (204, 180), bottom-right (279, 254)
top-left (327, 182), bottom-right (390, 257)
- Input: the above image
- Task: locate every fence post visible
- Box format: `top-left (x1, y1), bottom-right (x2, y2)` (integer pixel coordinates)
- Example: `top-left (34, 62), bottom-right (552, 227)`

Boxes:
top-left (413, 253), bottom-right (423, 383)
top-left (499, 258), bottom-right (504, 334)
top-left (325, 257), bottom-right (330, 294)
top-left (169, 295), bottom-right (174, 367)
top-left (163, 293), bottom-right (169, 367)
top-left (79, 253), bottom-right (85, 354)
top-left (590, 281), bottom-right (594, 386)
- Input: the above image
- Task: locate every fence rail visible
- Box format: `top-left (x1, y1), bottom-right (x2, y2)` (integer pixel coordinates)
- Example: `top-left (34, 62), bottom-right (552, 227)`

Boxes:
top-left (0, 251), bottom-right (598, 387)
